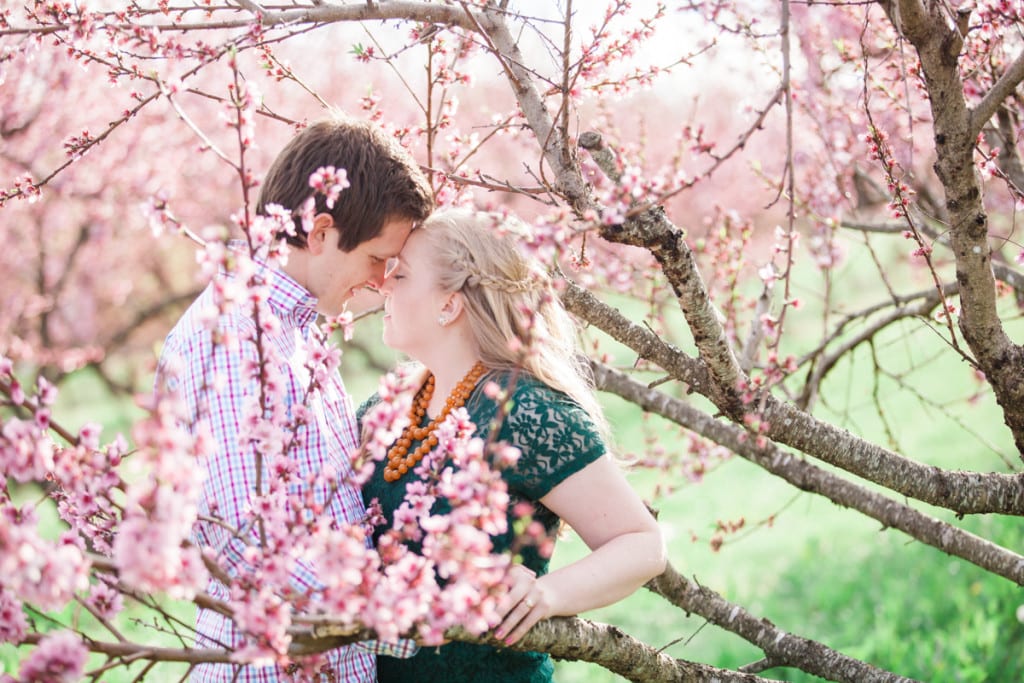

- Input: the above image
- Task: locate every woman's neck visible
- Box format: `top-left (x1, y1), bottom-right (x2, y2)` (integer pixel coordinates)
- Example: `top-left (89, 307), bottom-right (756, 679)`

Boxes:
top-left (426, 356), bottom-right (484, 417)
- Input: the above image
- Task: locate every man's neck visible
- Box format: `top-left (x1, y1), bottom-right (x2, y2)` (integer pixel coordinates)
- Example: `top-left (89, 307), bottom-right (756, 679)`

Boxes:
top-left (280, 248), bottom-right (311, 293)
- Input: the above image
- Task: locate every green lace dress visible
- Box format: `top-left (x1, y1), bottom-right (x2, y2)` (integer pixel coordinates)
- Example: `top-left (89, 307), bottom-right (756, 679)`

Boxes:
top-left (357, 370), bottom-right (606, 683)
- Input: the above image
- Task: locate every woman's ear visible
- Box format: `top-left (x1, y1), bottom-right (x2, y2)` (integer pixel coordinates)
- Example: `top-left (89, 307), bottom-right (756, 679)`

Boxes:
top-left (307, 213), bottom-right (335, 255)
top-left (440, 292), bottom-right (465, 325)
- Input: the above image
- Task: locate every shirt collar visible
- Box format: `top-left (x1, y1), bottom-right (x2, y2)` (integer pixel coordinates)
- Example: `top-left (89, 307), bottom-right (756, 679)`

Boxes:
top-left (269, 267), bottom-right (319, 327)
top-left (226, 240), bottom-right (320, 327)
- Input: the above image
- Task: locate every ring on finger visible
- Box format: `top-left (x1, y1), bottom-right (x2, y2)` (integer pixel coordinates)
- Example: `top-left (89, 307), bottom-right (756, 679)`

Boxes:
top-left (524, 598), bottom-right (535, 608)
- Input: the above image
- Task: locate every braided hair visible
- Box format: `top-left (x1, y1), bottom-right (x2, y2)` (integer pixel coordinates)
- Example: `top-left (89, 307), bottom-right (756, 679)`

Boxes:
top-left (419, 209), bottom-right (610, 442)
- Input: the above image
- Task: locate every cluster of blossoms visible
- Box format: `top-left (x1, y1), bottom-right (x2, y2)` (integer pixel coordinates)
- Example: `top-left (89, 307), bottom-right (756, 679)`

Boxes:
top-left (113, 391), bottom-right (210, 598)
top-left (308, 166), bottom-right (350, 210)
top-left (578, 2), bottom-right (668, 96)
top-left (0, 501), bottom-right (90, 615)
top-left (357, 383), bottom-right (519, 646)
top-left (197, 364), bottom-right (526, 662)
top-left (1, 630), bottom-right (88, 683)
top-left (864, 126), bottom-right (931, 259)
top-left (0, 358), bottom-right (90, 646)
top-left (1, 173), bottom-right (41, 206)
top-left (50, 430), bottom-right (125, 557)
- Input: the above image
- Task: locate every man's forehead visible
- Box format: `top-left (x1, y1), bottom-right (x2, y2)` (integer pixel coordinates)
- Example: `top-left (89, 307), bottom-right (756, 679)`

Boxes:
top-left (366, 219), bottom-right (414, 255)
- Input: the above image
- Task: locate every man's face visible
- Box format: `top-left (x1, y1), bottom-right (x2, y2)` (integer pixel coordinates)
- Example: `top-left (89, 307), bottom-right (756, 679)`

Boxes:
top-left (310, 217), bottom-right (415, 316)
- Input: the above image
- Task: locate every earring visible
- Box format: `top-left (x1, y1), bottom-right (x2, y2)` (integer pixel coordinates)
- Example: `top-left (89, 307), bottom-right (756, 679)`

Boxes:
top-left (438, 314), bottom-right (450, 326)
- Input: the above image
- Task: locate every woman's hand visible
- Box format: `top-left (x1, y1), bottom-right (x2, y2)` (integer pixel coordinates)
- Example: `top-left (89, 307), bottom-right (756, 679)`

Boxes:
top-left (493, 564), bottom-right (552, 645)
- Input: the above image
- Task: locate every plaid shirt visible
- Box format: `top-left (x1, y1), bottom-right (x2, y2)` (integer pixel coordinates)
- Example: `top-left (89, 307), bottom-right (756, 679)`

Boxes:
top-left (157, 262), bottom-right (413, 682)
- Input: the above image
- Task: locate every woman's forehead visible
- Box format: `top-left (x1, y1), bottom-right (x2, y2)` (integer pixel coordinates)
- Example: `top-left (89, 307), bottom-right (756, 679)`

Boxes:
top-left (397, 229), bottom-right (431, 260)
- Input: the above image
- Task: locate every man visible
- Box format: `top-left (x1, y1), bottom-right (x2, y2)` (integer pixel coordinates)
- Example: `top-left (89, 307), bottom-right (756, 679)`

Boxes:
top-left (157, 118), bottom-right (434, 681)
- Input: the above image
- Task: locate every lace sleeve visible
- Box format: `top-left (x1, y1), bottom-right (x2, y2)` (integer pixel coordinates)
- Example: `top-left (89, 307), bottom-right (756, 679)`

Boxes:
top-left (500, 381), bottom-right (606, 500)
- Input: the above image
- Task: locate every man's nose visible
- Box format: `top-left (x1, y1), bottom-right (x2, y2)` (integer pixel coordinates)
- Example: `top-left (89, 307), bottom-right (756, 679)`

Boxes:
top-left (373, 274), bottom-right (394, 295)
top-left (366, 262), bottom-right (389, 289)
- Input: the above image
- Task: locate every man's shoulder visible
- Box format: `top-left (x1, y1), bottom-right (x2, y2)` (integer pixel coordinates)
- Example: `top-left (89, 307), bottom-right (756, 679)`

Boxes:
top-left (163, 284), bottom-right (260, 350)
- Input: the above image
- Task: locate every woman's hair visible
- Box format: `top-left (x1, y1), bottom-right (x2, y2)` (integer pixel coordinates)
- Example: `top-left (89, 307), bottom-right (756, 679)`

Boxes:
top-left (419, 209), bottom-right (610, 443)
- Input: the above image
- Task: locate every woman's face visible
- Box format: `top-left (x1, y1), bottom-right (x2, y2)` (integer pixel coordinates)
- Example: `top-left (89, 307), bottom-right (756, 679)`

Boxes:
top-left (379, 230), bottom-right (448, 358)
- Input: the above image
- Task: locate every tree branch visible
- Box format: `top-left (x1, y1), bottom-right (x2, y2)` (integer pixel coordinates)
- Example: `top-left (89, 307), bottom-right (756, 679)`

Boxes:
top-left (971, 49), bottom-right (1024, 140)
top-left (592, 361), bottom-right (1024, 586)
top-left (841, 219), bottom-right (1024, 299)
top-left (795, 285), bottom-right (952, 409)
top-left (563, 281), bottom-right (1024, 514)
top-left (885, 0), bottom-right (1024, 454)
top-left (647, 565), bottom-right (920, 683)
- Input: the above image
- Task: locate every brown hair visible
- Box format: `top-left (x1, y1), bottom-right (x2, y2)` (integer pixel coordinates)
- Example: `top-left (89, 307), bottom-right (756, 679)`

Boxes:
top-left (257, 117), bottom-right (433, 251)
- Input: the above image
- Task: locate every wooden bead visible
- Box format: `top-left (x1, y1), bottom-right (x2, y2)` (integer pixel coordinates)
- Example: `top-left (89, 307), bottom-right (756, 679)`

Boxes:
top-left (383, 361), bottom-right (487, 484)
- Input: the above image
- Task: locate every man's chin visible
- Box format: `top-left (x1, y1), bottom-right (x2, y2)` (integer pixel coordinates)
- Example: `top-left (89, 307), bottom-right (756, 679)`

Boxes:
top-left (345, 286), bottom-right (385, 314)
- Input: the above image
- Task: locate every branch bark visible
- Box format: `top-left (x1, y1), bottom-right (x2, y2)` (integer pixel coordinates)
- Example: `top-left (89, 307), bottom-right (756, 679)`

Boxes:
top-left (971, 49), bottom-right (1024, 140)
top-left (448, 620), bottom-right (777, 683)
top-left (885, 0), bottom-right (1024, 454)
top-left (591, 361), bottom-right (1024, 586)
top-left (647, 565), bottom-right (921, 683)
top-left (563, 282), bottom-right (1024, 515)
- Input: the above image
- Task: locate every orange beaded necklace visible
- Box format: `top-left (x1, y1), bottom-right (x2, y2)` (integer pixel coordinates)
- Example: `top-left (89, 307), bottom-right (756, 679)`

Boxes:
top-left (383, 361), bottom-right (487, 483)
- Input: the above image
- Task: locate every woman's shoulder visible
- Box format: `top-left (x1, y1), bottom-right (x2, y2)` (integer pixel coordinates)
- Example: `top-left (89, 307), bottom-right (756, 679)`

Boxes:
top-left (355, 392), bottom-right (383, 424)
top-left (504, 372), bottom-right (579, 414)
top-left (494, 371), bottom-right (601, 441)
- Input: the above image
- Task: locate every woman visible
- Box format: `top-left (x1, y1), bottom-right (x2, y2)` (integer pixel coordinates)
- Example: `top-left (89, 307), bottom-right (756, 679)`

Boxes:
top-left (358, 209), bottom-right (666, 682)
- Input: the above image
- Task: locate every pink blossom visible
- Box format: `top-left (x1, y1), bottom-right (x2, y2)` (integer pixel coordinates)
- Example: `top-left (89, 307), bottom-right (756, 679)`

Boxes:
top-left (308, 166), bottom-right (349, 209)
top-left (323, 310), bottom-right (355, 342)
top-left (86, 581), bottom-right (124, 621)
top-left (0, 509), bottom-right (89, 612)
top-left (0, 588), bottom-right (27, 644)
top-left (15, 630), bottom-right (87, 683)
top-left (35, 376), bottom-right (57, 406)
top-left (366, 553), bottom-right (437, 643)
top-left (112, 393), bottom-right (208, 598)
top-left (231, 586), bottom-right (292, 660)
top-left (0, 417), bottom-right (55, 483)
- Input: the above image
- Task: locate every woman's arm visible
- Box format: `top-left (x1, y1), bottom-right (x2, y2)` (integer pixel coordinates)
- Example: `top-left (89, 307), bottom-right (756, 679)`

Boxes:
top-left (494, 455), bottom-right (666, 644)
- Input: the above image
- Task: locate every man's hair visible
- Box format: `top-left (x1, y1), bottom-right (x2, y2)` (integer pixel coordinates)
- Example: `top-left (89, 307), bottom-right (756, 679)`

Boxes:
top-left (257, 117), bottom-right (434, 251)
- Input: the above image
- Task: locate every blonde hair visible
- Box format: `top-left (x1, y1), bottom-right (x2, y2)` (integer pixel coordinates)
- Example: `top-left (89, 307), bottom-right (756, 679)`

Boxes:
top-left (419, 209), bottom-right (611, 443)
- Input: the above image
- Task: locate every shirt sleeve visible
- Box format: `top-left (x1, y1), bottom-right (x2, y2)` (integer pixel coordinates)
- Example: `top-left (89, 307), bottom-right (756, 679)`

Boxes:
top-left (501, 382), bottom-right (607, 500)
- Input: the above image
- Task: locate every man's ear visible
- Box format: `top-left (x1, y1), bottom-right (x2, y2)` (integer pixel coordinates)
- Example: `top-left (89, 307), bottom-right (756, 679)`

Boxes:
top-left (306, 213), bottom-right (335, 255)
